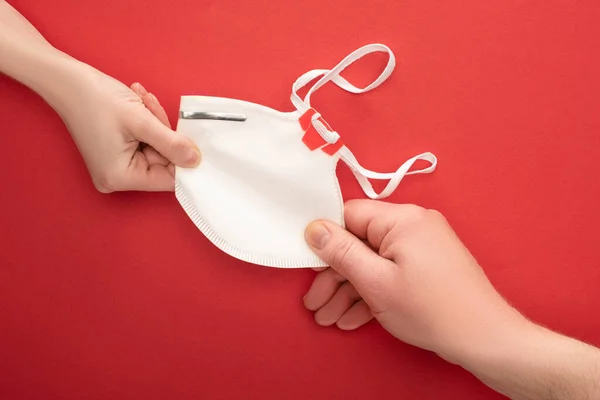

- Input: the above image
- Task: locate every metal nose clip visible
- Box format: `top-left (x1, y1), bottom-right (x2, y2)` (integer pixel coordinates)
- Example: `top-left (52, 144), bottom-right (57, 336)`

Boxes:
top-left (179, 111), bottom-right (247, 122)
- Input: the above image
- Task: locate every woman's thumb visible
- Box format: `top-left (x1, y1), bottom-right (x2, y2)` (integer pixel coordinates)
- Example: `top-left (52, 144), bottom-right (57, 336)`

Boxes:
top-left (135, 115), bottom-right (201, 167)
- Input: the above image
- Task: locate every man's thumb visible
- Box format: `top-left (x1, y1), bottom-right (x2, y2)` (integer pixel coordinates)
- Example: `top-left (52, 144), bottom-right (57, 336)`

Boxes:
top-left (135, 115), bottom-right (201, 168)
top-left (305, 220), bottom-right (393, 291)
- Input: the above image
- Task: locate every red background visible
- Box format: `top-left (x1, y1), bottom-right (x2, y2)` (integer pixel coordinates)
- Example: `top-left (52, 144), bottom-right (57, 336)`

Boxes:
top-left (1, 1), bottom-right (600, 399)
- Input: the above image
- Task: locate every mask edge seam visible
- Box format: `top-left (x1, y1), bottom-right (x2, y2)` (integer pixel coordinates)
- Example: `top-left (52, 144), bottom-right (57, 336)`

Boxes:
top-left (174, 182), bottom-right (329, 269)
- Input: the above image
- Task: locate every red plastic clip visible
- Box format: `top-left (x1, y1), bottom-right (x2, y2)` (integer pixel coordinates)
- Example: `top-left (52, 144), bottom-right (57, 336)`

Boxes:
top-left (298, 108), bottom-right (343, 155)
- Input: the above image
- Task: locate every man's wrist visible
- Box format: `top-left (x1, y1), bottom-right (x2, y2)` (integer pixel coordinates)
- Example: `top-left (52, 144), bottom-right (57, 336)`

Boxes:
top-left (457, 313), bottom-right (600, 400)
top-left (433, 293), bottom-right (530, 368)
top-left (457, 307), bottom-right (537, 370)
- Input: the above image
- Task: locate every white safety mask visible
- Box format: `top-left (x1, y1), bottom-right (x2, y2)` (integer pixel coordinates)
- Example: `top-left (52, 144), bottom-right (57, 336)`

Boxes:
top-left (175, 44), bottom-right (437, 268)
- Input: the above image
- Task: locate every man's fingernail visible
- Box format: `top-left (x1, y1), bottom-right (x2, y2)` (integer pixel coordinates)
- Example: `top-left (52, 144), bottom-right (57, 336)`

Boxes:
top-left (306, 223), bottom-right (330, 250)
top-left (136, 83), bottom-right (149, 96)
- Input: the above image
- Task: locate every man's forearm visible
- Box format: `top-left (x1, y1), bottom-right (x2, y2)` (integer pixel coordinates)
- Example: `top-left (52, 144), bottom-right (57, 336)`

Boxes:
top-left (461, 318), bottom-right (600, 400)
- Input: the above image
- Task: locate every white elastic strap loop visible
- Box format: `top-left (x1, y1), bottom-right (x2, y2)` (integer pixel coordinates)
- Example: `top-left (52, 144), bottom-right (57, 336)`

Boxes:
top-left (338, 147), bottom-right (437, 200)
top-left (291, 43), bottom-right (395, 112)
top-left (305, 43), bottom-right (395, 105)
top-left (290, 44), bottom-right (437, 199)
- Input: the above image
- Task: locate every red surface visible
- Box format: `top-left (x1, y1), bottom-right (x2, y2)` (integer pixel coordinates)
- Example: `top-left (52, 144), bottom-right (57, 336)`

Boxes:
top-left (1, 1), bottom-right (600, 399)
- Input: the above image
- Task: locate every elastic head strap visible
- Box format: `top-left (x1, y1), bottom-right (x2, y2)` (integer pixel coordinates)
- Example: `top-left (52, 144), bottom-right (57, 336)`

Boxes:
top-left (338, 148), bottom-right (438, 199)
top-left (291, 44), bottom-right (395, 112)
top-left (291, 44), bottom-right (437, 200)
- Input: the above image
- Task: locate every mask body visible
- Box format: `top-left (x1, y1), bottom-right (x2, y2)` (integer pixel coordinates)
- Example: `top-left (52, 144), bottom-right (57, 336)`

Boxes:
top-left (176, 97), bottom-right (342, 268)
top-left (175, 44), bottom-right (437, 268)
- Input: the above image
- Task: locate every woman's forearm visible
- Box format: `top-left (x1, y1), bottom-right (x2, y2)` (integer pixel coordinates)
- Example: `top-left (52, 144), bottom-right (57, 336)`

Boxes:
top-left (0, 0), bottom-right (88, 111)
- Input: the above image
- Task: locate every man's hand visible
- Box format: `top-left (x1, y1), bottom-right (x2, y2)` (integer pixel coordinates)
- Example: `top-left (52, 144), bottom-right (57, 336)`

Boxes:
top-left (303, 200), bottom-right (517, 361)
top-left (304, 200), bottom-right (600, 400)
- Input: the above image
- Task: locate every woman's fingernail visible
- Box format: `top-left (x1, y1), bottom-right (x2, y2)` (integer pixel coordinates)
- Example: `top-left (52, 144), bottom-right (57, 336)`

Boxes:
top-left (186, 147), bottom-right (201, 166)
top-left (306, 223), bottom-right (330, 250)
top-left (148, 93), bottom-right (158, 104)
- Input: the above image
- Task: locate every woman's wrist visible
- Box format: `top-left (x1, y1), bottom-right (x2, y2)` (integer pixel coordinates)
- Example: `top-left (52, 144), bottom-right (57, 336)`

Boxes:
top-left (0, 36), bottom-right (91, 114)
top-left (24, 48), bottom-right (94, 113)
top-left (0, 0), bottom-right (94, 114)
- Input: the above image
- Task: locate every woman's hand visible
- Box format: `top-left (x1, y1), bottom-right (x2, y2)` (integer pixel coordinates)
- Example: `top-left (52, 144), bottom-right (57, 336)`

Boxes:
top-left (55, 70), bottom-right (201, 193)
top-left (1, 0), bottom-right (200, 193)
